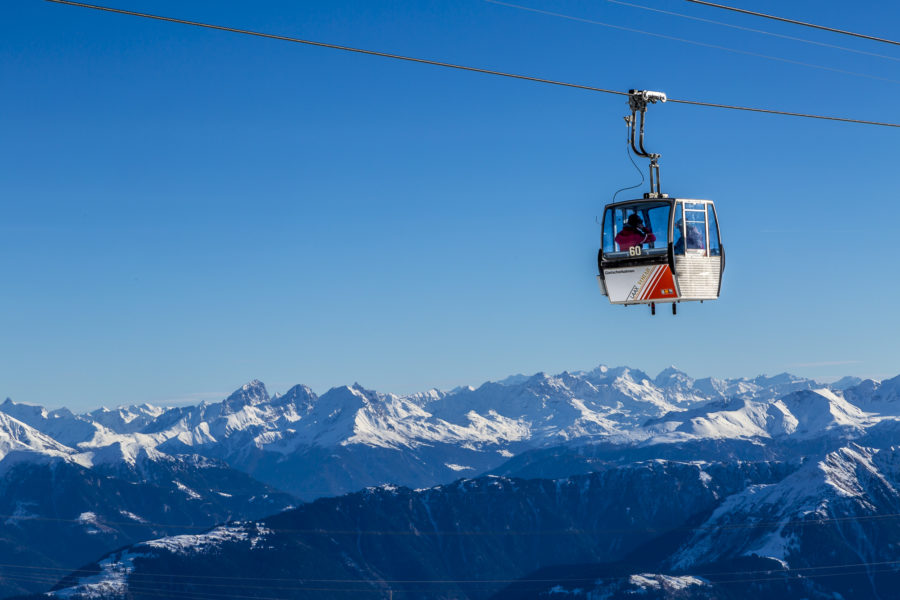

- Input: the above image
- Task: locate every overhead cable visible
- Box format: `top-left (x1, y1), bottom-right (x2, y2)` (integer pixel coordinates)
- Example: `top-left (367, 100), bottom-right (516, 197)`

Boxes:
top-left (44, 0), bottom-right (900, 128)
top-left (684, 0), bottom-right (900, 47)
top-left (606, 0), bottom-right (900, 62)
top-left (7, 558), bottom-right (900, 596)
top-left (5, 504), bottom-right (900, 536)
top-left (486, 0), bottom-right (900, 85)
top-left (44, 0), bottom-right (626, 96)
top-left (5, 556), bottom-right (900, 584)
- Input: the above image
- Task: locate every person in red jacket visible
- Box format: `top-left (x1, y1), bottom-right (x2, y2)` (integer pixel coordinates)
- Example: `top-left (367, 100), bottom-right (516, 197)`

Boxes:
top-left (615, 214), bottom-right (656, 251)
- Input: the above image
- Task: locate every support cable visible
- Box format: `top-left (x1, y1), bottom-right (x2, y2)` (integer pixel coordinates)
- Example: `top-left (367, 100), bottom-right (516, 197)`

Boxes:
top-left (44, 0), bottom-right (900, 128)
top-left (684, 0), bottom-right (900, 47)
top-left (486, 0), bottom-right (900, 84)
top-left (607, 0), bottom-right (900, 62)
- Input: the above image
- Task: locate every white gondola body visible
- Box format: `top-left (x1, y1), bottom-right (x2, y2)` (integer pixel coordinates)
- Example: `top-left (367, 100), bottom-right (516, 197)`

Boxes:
top-left (598, 198), bottom-right (723, 305)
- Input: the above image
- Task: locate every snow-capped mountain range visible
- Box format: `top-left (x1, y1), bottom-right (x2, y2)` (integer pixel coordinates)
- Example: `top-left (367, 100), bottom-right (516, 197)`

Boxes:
top-left (4, 365), bottom-right (900, 600)
top-left (0, 366), bottom-right (890, 500)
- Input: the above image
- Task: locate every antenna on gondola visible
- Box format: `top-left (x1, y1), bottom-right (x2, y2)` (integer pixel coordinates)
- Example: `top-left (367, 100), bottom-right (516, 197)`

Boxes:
top-left (626, 90), bottom-right (667, 198)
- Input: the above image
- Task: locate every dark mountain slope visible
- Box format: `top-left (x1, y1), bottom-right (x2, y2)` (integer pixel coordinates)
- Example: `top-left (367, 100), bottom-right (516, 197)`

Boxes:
top-left (40, 460), bottom-right (792, 600)
top-left (0, 456), bottom-right (294, 598)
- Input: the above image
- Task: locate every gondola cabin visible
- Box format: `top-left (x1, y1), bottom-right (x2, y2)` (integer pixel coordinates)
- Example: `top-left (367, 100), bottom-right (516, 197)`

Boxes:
top-left (597, 198), bottom-right (723, 309)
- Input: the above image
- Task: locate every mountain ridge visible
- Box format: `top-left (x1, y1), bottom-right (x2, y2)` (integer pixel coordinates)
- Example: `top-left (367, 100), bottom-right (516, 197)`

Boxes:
top-left (0, 367), bottom-right (893, 500)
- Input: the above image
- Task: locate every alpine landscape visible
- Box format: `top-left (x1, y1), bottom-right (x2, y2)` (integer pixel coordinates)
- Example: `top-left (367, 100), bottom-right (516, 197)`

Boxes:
top-left (6, 0), bottom-right (900, 598)
top-left (2, 366), bottom-right (900, 598)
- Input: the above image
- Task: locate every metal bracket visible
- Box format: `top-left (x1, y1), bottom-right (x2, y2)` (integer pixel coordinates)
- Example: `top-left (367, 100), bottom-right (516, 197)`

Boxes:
top-left (626, 90), bottom-right (667, 197)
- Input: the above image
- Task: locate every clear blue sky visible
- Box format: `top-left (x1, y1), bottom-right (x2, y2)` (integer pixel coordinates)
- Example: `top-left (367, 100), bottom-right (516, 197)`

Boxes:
top-left (2, 0), bottom-right (898, 409)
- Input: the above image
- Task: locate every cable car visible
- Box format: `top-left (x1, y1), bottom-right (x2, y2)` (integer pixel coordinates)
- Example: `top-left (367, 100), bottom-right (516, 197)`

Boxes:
top-left (597, 90), bottom-right (724, 315)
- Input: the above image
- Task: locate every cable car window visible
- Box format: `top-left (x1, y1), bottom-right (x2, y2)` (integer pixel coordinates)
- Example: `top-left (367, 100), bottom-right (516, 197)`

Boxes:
top-left (602, 208), bottom-right (616, 254)
top-left (673, 203), bottom-right (685, 255)
top-left (602, 202), bottom-right (671, 257)
top-left (707, 204), bottom-right (721, 256)
top-left (682, 202), bottom-right (707, 254)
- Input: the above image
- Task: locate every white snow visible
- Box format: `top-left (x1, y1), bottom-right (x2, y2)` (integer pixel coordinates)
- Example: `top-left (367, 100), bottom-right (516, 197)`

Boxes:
top-left (629, 574), bottom-right (707, 591)
top-left (0, 412), bottom-right (78, 465)
top-left (76, 512), bottom-right (107, 535)
top-left (671, 443), bottom-right (891, 570)
top-left (118, 510), bottom-right (147, 523)
top-left (50, 522), bottom-right (273, 597)
top-left (445, 463), bottom-right (474, 472)
top-left (173, 481), bottom-right (202, 500)
top-left (49, 549), bottom-right (140, 599)
top-left (745, 525), bottom-right (795, 565)
top-left (144, 524), bottom-right (252, 555)
top-left (819, 445), bottom-right (890, 503)
top-left (630, 574), bottom-right (662, 589)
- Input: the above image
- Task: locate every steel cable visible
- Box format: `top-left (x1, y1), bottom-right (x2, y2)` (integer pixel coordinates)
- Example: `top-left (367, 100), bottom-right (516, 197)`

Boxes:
top-left (684, 0), bottom-right (900, 47)
top-left (43, 0), bottom-right (900, 128)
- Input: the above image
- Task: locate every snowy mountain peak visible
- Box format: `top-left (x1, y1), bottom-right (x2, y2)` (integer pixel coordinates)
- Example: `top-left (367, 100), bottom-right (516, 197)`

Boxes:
top-left (871, 374), bottom-right (900, 402)
top-left (525, 371), bottom-right (549, 384)
top-left (0, 412), bottom-right (76, 463)
top-left (314, 385), bottom-right (378, 416)
top-left (607, 366), bottom-right (652, 385)
top-left (0, 398), bottom-right (49, 421)
top-left (654, 366), bottom-right (692, 388)
top-left (753, 372), bottom-right (803, 385)
top-left (496, 373), bottom-right (533, 386)
top-left (842, 378), bottom-right (899, 414)
top-left (656, 365), bottom-right (687, 378)
top-left (817, 443), bottom-right (882, 499)
top-left (776, 388), bottom-right (870, 436)
top-left (273, 384), bottom-right (317, 410)
top-left (448, 385), bottom-right (475, 394)
top-left (3, 367), bottom-right (899, 503)
top-left (830, 375), bottom-right (864, 390)
top-left (406, 388), bottom-right (445, 403)
top-left (588, 364), bottom-right (610, 377)
top-left (223, 380), bottom-right (269, 412)
top-left (670, 442), bottom-right (896, 572)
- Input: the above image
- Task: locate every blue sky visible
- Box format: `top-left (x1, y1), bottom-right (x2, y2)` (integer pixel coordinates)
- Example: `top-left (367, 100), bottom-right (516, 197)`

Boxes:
top-left (2, 0), bottom-right (898, 409)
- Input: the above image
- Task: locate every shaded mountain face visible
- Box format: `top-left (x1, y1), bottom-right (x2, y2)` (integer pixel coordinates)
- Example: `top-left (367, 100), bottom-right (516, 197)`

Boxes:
top-left (496, 444), bottom-right (900, 600)
top-left (37, 460), bottom-right (795, 600)
top-left (667, 444), bottom-right (900, 573)
top-left (46, 445), bottom-right (900, 600)
top-left (0, 404), bottom-right (300, 598)
top-left (0, 454), bottom-right (294, 599)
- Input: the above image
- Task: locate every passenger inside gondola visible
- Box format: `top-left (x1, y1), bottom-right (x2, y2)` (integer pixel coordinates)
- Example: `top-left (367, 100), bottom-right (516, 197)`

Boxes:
top-left (615, 214), bottom-right (656, 250)
top-left (602, 201), bottom-right (671, 257)
top-left (673, 202), bottom-right (708, 255)
top-left (673, 219), bottom-right (705, 254)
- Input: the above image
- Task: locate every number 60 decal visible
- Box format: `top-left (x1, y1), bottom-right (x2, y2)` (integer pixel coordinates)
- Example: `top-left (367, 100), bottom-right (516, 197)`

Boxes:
top-left (629, 246), bottom-right (642, 257)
